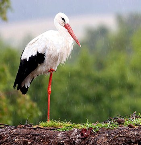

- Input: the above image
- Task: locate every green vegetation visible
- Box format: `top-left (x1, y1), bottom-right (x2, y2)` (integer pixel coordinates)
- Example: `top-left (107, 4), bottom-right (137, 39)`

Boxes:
top-left (40, 119), bottom-right (118, 131)
top-left (0, 41), bottom-right (41, 125)
top-left (40, 120), bottom-right (85, 131)
top-left (39, 115), bottom-right (141, 131)
top-left (0, 0), bottom-right (11, 21)
top-left (1, 14), bottom-right (141, 125)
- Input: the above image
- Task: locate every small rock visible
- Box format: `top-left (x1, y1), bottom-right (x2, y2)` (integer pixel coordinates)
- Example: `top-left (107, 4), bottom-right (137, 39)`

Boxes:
top-left (128, 124), bottom-right (135, 128)
top-left (116, 118), bottom-right (125, 124)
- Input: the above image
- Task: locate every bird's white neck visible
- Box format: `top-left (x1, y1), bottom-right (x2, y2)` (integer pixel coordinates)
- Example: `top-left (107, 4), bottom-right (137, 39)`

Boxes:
top-left (54, 21), bottom-right (72, 40)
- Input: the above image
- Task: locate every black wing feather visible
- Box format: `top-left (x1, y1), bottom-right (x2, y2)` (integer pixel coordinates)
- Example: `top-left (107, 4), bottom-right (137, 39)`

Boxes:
top-left (13, 52), bottom-right (45, 94)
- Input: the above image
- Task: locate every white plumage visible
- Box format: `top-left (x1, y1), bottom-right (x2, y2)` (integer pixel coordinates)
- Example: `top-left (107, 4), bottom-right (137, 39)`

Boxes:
top-left (21, 30), bottom-right (73, 88)
top-left (14, 12), bottom-right (81, 94)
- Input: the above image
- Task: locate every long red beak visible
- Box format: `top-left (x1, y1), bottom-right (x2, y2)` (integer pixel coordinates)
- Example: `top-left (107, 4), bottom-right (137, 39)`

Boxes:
top-left (64, 23), bottom-right (81, 47)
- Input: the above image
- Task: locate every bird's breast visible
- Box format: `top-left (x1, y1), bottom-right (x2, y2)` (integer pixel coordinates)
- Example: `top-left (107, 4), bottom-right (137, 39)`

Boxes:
top-left (58, 38), bottom-right (73, 64)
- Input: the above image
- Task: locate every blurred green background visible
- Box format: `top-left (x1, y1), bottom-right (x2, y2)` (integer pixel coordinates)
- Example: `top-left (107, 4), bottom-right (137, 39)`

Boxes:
top-left (1, 0), bottom-right (141, 125)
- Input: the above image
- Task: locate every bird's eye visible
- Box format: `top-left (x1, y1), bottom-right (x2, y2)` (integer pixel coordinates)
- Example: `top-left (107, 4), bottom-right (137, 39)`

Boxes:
top-left (61, 17), bottom-right (65, 22)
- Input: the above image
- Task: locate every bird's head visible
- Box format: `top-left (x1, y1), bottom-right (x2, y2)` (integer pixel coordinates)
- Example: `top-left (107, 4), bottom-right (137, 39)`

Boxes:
top-left (54, 12), bottom-right (81, 47)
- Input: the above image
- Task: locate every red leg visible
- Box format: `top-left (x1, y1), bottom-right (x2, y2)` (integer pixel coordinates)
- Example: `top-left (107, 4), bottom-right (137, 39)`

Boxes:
top-left (47, 69), bottom-right (55, 122)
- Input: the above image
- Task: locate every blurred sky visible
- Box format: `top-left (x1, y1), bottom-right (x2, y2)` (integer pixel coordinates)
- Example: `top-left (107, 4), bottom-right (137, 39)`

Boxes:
top-left (0, 0), bottom-right (141, 47)
top-left (1, 0), bottom-right (141, 23)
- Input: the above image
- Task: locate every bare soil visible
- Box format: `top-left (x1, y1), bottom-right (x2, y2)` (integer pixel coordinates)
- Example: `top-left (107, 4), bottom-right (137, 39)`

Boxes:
top-left (0, 123), bottom-right (141, 145)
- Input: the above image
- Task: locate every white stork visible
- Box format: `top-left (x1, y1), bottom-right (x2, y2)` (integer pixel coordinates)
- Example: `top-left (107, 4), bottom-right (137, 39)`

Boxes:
top-left (13, 12), bottom-right (81, 121)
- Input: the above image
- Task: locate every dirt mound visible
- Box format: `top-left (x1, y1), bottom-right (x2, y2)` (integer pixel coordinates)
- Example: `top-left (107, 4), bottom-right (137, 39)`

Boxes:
top-left (0, 124), bottom-right (141, 145)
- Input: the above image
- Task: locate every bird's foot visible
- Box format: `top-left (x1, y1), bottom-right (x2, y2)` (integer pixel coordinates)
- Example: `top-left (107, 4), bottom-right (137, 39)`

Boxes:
top-left (48, 68), bottom-right (55, 73)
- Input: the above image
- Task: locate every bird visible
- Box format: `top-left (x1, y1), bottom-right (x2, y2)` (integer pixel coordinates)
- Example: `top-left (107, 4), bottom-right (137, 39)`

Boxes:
top-left (13, 12), bottom-right (81, 121)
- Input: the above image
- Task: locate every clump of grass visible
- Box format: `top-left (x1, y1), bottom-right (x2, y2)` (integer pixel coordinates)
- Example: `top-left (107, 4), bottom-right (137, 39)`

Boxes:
top-left (39, 114), bottom-right (141, 132)
top-left (124, 117), bottom-right (141, 126)
top-left (39, 119), bottom-right (119, 131)
top-left (40, 120), bottom-right (85, 131)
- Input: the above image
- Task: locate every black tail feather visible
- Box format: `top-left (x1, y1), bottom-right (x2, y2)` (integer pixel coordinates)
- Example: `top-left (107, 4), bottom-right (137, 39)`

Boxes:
top-left (20, 86), bottom-right (29, 94)
top-left (13, 52), bottom-right (45, 94)
top-left (13, 83), bottom-right (29, 95)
